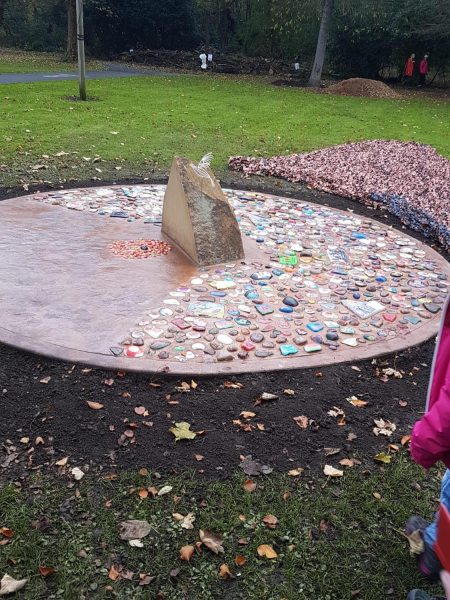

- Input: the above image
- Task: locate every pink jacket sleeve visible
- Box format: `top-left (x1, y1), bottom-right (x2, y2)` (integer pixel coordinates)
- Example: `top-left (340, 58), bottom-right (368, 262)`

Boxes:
top-left (411, 385), bottom-right (450, 470)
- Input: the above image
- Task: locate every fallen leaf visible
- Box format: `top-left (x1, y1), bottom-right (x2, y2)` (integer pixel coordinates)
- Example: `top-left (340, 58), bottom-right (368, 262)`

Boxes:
top-left (256, 423), bottom-right (265, 431)
top-left (319, 520), bottom-right (328, 532)
top-left (288, 468), bottom-right (304, 476)
top-left (0, 529), bottom-right (13, 538)
top-left (0, 574), bottom-right (27, 596)
top-left (240, 411), bottom-right (256, 419)
top-left (324, 465), bottom-right (343, 477)
top-left (199, 529), bottom-right (224, 554)
top-left (347, 396), bottom-right (368, 407)
top-left (180, 545), bottom-right (194, 561)
top-left (284, 389), bottom-right (295, 395)
top-left (243, 480), bottom-right (256, 493)
top-left (239, 455), bottom-right (273, 476)
top-left (191, 380), bottom-right (198, 389)
top-left (81, 368), bottom-right (92, 374)
top-left (40, 377), bottom-right (51, 384)
top-left (224, 382), bottom-right (244, 389)
top-left (401, 435), bottom-right (412, 446)
top-left (35, 437), bottom-right (44, 445)
top-left (407, 530), bottom-right (425, 556)
top-left (139, 468), bottom-right (148, 476)
top-left (195, 455), bottom-right (204, 461)
top-left (283, 492), bottom-right (291, 500)
top-left (104, 379), bottom-right (114, 386)
top-left (235, 555), bottom-right (246, 566)
top-left (149, 382), bottom-right (160, 388)
top-left (87, 401), bottom-right (103, 410)
top-left (55, 457), bottom-right (69, 467)
top-left (39, 567), bottom-right (56, 578)
top-left (219, 564), bottom-right (233, 579)
top-left (20, 438), bottom-right (29, 444)
top-left (257, 544), bottom-right (278, 559)
top-left (262, 515), bottom-right (278, 529)
top-left (347, 433), bottom-right (358, 441)
top-left (373, 419), bottom-right (396, 437)
top-left (71, 467), bottom-right (84, 480)
top-left (324, 447), bottom-right (341, 456)
top-left (157, 486), bottom-right (173, 496)
top-left (118, 520), bottom-right (152, 540)
top-left (129, 539), bottom-right (144, 548)
top-left (138, 488), bottom-right (148, 499)
top-left (351, 366), bottom-right (361, 372)
top-left (238, 538), bottom-right (248, 545)
top-left (339, 459), bottom-right (355, 467)
top-left (139, 575), bottom-right (156, 586)
top-left (373, 492), bottom-right (382, 500)
top-left (374, 452), bottom-right (391, 464)
top-left (169, 422), bottom-right (196, 441)
top-left (293, 415), bottom-right (309, 429)
top-left (108, 565), bottom-right (120, 581)
top-left (387, 444), bottom-right (399, 453)
top-left (134, 406), bottom-right (146, 415)
top-left (399, 400), bottom-right (408, 407)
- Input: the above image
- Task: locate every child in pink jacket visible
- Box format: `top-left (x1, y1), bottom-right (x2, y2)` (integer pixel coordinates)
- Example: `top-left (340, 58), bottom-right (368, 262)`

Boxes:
top-left (408, 293), bottom-right (450, 585)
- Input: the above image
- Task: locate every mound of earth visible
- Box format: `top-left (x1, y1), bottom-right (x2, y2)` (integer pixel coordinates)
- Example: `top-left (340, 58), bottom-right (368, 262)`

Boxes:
top-left (325, 78), bottom-right (400, 99)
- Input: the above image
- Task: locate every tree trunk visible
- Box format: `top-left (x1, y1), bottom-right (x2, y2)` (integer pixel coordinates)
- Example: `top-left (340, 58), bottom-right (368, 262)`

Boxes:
top-left (67, 0), bottom-right (77, 58)
top-left (307, 0), bottom-right (334, 87)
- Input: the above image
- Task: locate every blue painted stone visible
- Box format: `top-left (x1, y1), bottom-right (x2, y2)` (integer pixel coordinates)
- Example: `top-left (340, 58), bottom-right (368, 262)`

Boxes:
top-left (340, 326), bottom-right (355, 334)
top-left (110, 212), bottom-right (128, 218)
top-left (211, 291), bottom-right (226, 297)
top-left (251, 272), bottom-right (272, 281)
top-left (363, 334), bottom-right (376, 341)
top-left (307, 322), bottom-right (324, 332)
top-left (244, 284), bottom-right (255, 291)
top-left (228, 310), bottom-right (240, 317)
top-left (326, 331), bottom-right (339, 341)
top-left (235, 318), bottom-right (251, 326)
top-left (405, 315), bottom-right (421, 325)
top-left (376, 276), bottom-right (387, 282)
top-left (310, 334), bottom-right (323, 344)
top-left (245, 291), bottom-right (259, 300)
top-left (283, 296), bottom-right (299, 307)
top-left (411, 300), bottom-right (420, 307)
top-left (258, 282), bottom-right (268, 286)
top-left (280, 344), bottom-right (298, 356)
top-left (279, 307), bottom-right (293, 314)
top-left (272, 269), bottom-right (284, 277)
top-left (353, 293), bottom-right (360, 299)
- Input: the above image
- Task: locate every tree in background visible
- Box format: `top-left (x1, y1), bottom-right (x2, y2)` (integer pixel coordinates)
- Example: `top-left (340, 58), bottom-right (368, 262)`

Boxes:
top-left (67, 0), bottom-right (76, 57)
top-left (308, 0), bottom-right (334, 86)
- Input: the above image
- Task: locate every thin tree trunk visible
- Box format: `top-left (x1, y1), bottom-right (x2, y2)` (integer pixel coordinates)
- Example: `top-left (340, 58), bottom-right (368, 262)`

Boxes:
top-left (308, 0), bottom-right (334, 87)
top-left (67, 0), bottom-right (77, 58)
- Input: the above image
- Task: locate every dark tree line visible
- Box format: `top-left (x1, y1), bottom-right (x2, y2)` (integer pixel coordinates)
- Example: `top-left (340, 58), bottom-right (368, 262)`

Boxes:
top-left (1, 0), bottom-right (449, 84)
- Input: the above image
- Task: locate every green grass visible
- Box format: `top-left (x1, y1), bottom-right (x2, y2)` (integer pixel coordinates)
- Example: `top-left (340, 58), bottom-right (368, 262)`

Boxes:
top-left (0, 48), bottom-right (101, 74)
top-left (0, 75), bottom-right (449, 186)
top-left (0, 456), bottom-right (445, 599)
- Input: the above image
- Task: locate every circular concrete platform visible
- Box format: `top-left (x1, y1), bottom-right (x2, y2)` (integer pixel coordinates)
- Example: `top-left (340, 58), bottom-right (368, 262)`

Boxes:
top-left (0, 184), bottom-right (449, 375)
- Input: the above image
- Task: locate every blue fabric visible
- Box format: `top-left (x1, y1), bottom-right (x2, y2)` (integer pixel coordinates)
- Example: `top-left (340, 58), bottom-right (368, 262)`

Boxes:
top-left (425, 469), bottom-right (450, 547)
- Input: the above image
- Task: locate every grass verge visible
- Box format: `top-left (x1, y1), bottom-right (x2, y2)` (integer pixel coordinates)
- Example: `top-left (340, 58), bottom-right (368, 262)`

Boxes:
top-left (0, 75), bottom-right (449, 187)
top-left (0, 456), bottom-right (445, 600)
top-left (0, 48), bottom-right (101, 74)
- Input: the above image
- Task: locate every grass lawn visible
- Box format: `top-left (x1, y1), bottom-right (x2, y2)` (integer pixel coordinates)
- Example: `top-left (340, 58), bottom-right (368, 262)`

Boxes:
top-left (0, 458), bottom-right (445, 600)
top-left (0, 48), bottom-right (101, 74)
top-left (0, 74), bottom-right (449, 186)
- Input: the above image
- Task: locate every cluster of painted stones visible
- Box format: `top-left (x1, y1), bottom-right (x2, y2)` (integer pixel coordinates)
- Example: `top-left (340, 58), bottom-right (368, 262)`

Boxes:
top-left (109, 239), bottom-right (172, 260)
top-left (30, 184), bottom-right (449, 364)
top-left (110, 188), bottom-right (448, 363)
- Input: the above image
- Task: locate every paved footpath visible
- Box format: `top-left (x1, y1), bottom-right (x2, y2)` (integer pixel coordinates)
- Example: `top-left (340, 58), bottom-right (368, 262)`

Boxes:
top-left (0, 62), bottom-right (180, 84)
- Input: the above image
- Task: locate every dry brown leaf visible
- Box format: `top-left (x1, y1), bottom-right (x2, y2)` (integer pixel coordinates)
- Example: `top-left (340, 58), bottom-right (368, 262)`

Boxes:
top-left (235, 555), bottom-right (246, 566)
top-left (148, 487), bottom-right (158, 497)
top-left (39, 567), bottom-right (56, 578)
top-left (240, 411), bottom-right (256, 419)
top-left (257, 544), bottom-right (278, 559)
top-left (347, 433), bottom-right (358, 441)
top-left (149, 382), bottom-right (160, 388)
top-left (339, 459), bottom-right (356, 467)
top-left (104, 379), bottom-right (114, 386)
top-left (40, 377), bottom-right (51, 384)
top-left (139, 575), bottom-right (156, 586)
top-left (0, 529), bottom-right (13, 538)
top-left (35, 437), bottom-right (44, 445)
top-left (20, 437), bottom-right (29, 444)
top-left (219, 564), bottom-right (233, 579)
top-left (108, 565), bottom-right (120, 581)
top-left (180, 545), bottom-right (195, 561)
top-left (262, 515), bottom-right (278, 529)
top-left (407, 530), bottom-right (425, 556)
top-left (87, 401), bottom-right (103, 410)
top-left (373, 492), bottom-right (382, 500)
top-left (191, 380), bottom-right (198, 389)
top-left (139, 468), bottom-right (148, 476)
top-left (138, 488), bottom-right (148, 499)
top-left (256, 423), bottom-right (265, 431)
top-left (401, 435), bottom-right (412, 446)
top-left (283, 492), bottom-right (291, 500)
top-left (399, 400), bottom-right (408, 407)
top-left (388, 444), bottom-right (399, 453)
top-left (351, 366), bottom-right (361, 372)
top-left (293, 415), bottom-right (309, 429)
top-left (118, 520), bottom-right (151, 540)
top-left (323, 465), bottom-right (343, 477)
top-left (243, 480), bottom-right (256, 493)
top-left (223, 382), bottom-right (244, 389)
top-left (284, 389), bottom-right (295, 395)
top-left (288, 468), bottom-right (304, 476)
top-left (347, 396), bottom-right (369, 407)
top-left (195, 454), bottom-right (204, 461)
top-left (0, 574), bottom-right (28, 596)
top-left (55, 457), bottom-right (68, 467)
top-left (134, 406), bottom-right (146, 415)
top-left (324, 447), bottom-right (341, 457)
top-left (199, 529), bottom-right (224, 554)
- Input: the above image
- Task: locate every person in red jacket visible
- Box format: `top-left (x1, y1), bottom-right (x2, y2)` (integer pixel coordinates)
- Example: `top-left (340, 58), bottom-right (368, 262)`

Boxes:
top-left (403, 53), bottom-right (415, 87)
top-left (406, 293), bottom-right (450, 585)
top-left (418, 55), bottom-right (429, 88)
